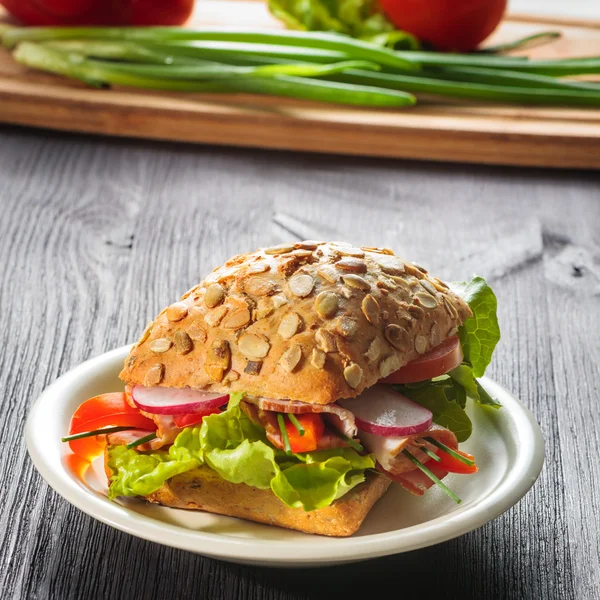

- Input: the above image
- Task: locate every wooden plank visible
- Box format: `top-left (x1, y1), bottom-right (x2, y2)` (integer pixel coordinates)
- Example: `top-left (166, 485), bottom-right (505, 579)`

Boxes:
top-left (0, 1), bottom-right (599, 168)
top-left (1, 126), bottom-right (599, 598)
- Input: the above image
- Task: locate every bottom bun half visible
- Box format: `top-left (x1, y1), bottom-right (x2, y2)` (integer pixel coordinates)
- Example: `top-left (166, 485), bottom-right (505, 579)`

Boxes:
top-left (115, 460), bottom-right (391, 537)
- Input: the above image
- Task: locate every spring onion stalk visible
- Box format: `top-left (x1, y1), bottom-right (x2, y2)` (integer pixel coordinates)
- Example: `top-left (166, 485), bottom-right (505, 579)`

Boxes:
top-left (287, 414), bottom-right (305, 436)
top-left (3, 27), bottom-right (419, 71)
top-left (153, 41), bottom-right (348, 64)
top-left (394, 50), bottom-right (600, 76)
top-left (332, 69), bottom-right (600, 107)
top-left (421, 65), bottom-right (600, 92)
top-left (82, 58), bottom-right (381, 80)
top-left (14, 42), bottom-right (415, 106)
top-left (277, 414), bottom-right (292, 454)
top-left (477, 31), bottom-right (562, 54)
top-left (331, 431), bottom-right (364, 453)
top-left (401, 450), bottom-right (461, 503)
top-left (419, 446), bottom-right (442, 463)
top-left (126, 433), bottom-right (157, 449)
top-left (61, 426), bottom-right (135, 442)
top-left (425, 438), bottom-right (475, 466)
top-left (43, 39), bottom-right (348, 65)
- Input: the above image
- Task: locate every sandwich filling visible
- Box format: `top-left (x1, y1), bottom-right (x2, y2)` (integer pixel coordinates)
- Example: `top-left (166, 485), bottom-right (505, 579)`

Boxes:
top-left (63, 275), bottom-right (500, 512)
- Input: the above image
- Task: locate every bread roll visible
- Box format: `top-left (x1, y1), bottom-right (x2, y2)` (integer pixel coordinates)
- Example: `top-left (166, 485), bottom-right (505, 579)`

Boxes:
top-left (120, 242), bottom-right (471, 404)
top-left (144, 465), bottom-right (391, 537)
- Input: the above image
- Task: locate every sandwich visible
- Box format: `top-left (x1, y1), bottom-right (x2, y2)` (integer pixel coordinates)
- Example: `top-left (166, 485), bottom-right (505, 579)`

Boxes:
top-left (63, 241), bottom-right (500, 537)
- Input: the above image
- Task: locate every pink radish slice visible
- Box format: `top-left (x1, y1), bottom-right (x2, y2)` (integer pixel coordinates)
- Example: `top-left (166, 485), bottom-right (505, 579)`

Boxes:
top-left (339, 384), bottom-right (432, 437)
top-left (131, 385), bottom-right (229, 415)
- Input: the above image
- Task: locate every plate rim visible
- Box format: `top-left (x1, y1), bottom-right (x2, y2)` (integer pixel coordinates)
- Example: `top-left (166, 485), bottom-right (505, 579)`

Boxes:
top-left (26, 345), bottom-right (545, 566)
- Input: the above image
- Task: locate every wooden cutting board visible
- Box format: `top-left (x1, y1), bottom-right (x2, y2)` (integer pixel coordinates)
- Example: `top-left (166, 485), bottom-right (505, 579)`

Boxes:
top-left (1, 1), bottom-right (599, 168)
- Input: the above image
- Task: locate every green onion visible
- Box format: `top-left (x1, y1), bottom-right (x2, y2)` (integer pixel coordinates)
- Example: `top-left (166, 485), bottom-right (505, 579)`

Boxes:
top-left (332, 69), bottom-right (600, 107)
top-left (287, 414), bottom-right (305, 436)
top-left (393, 50), bottom-right (600, 76)
top-left (3, 27), bottom-right (419, 71)
top-left (277, 413), bottom-right (292, 454)
top-left (425, 438), bottom-right (475, 466)
top-left (402, 450), bottom-right (461, 503)
top-left (331, 430), bottom-right (364, 453)
top-left (419, 446), bottom-right (442, 463)
top-left (422, 65), bottom-right (600, 92)
top-left (13, 42), bottom-right (415, 107)
top-left (83, 57), bottom-right (381, 80)
top-left (477, 31), bottom-right (562, 54)
top-left (61, 425), bottom-right (134, 442)
top-left (126, 432), bottom-right (157, 449)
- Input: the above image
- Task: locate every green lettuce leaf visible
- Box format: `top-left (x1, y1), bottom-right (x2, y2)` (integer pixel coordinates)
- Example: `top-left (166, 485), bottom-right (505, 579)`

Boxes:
top-left (398, 380), bottom-right (473, 442)
top-left (107, 398), bottom-right (375, 511)
top-left (107, 437), bottom-right (202, 500)
top-left (451, 275), bottom-right (501, 378)
top-left (268, 0), bottom-right (419, 48)
top-left (449, 364), bottom-right (501, 408)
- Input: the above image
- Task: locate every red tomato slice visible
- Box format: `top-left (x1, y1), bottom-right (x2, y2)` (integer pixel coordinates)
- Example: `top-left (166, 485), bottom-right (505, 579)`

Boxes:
top-left (436, 448), bottom-right (478, 474)
top-left (285, 413), bottom-right (325, 453)
top-left (68, 393), bottom-right (155, 460)
top-left (381, 336), bottom-right (463, 384)
top-left (172, 408), bottom-right (221, 429)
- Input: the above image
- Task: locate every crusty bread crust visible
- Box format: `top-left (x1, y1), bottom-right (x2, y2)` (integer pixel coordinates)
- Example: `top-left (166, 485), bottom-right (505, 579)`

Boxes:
top-left (120, 242), bottom-right (471, 404)
top-left (144, 465), bottom-right (391, 537)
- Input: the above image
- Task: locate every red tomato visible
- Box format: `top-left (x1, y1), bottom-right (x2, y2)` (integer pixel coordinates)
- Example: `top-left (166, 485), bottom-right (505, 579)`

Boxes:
top-left (172, 408), bottom-right (221, 429)
top-left (380, 0), bottom-right (507, 52)
top-left (436, 448), bottom-right (478, 474)
top-left (382, 336), bottom-right (463, 384)
top-left (0, 0), bottom-right (194, 26)
top-left (68, 393), bottom-right (155, 460)
top-left (285, 413), bottom-right (325, 453)
top-left (32, 0), bottom-right (97, 17)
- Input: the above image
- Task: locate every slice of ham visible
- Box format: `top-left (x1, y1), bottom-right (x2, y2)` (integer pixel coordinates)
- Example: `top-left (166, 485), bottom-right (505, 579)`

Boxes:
top-left (243, 395), bottom-right (357, 438)
top-left (359, 423), bottom-right (458, 475)
top-left (240, 400), bottom-right (351, 452)
top-left (378, 461), bottom-right (450, 496)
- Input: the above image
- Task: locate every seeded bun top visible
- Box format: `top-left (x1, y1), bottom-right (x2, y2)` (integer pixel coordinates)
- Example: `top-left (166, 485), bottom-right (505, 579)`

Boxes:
top-left (119, 241), bottom-right (472, 404)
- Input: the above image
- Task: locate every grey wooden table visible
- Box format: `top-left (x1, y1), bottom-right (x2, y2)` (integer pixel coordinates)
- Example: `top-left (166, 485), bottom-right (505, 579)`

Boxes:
top-left (1, 125), bottom-right (598, 600)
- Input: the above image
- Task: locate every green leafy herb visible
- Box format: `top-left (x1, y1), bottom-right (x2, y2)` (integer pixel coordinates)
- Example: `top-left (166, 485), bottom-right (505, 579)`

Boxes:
top-left (267, 0), bottom-right (419, 49)
top-left (287, 413), bottom-right (305, 435)
top-left (398, 379), bottom-right (473, 442)
top-left (451, 275), bottom-right (500, 378)
top-left (425, 437), bottom-right (475, 466)
top-left (401, 450), bottom-right (461, 503)
top-left (61, 425), bottom-right (134, 442)
top-left (449, 363), bottom-right (500, 408)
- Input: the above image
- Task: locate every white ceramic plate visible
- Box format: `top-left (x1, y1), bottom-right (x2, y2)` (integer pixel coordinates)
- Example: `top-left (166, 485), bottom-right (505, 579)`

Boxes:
top-left (26, 346), bottom-right (544, 567)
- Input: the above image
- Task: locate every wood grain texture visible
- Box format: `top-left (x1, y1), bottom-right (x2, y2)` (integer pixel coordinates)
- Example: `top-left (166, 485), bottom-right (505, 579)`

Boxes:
top-left (0, 1), bottom-right (600, 169)
top-left (0, 124), bottom-right (599, 599)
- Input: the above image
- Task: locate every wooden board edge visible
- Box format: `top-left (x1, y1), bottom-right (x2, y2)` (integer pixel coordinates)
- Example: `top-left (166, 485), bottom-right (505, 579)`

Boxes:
top-left (2, 93), bottom-right (598, 169)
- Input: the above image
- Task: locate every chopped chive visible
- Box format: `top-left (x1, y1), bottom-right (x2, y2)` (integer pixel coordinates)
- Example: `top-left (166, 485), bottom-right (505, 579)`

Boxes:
top-left (126, 432), bottom-right (157, 449)
top-left (402, 450), bottom-right (461, 503)
top-left (425, 438), bottom-right (475, 466)
top-left (277, 413), bottom-right (292, 454)
top-left (61, 425), bottom-right (134, 442)
top-left (331, 429), bottom-right (364, 453)
top-left (419, 446), bottom-right (442, 463)
top-left (287, 414), bottom-right (305, 436)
